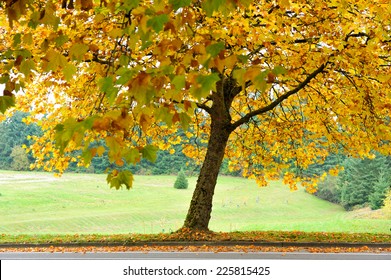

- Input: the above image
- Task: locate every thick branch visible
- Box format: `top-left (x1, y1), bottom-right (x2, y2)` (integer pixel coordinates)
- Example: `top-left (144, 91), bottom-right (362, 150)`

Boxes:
top-left (196, 102), bottom-right (212, 114)
top-left (230, 63), bottom-right (327, 131)
top-left (293, 37), bottom-right (320, 44)
top-left (345, 31), bottom-right (370, 42)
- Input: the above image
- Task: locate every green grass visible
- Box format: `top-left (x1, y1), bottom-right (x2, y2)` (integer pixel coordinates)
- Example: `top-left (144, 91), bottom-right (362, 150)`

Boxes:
top-left (0, 170), bottom-right (390, 235)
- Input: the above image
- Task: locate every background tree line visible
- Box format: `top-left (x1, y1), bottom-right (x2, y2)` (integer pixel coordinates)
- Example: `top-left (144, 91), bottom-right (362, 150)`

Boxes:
top-left (0, 112), bottom-right (238, 176)
top-left (1, 112), bottom-right (390, 211)
top-left (311, 155), bottom-right (391, 211)
top-left (0, 111), bottom-right (41, 171)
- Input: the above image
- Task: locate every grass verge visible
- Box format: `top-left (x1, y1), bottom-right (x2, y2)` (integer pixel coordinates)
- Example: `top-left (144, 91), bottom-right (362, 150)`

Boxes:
top-left (1, 230), bottom-right (390, 245)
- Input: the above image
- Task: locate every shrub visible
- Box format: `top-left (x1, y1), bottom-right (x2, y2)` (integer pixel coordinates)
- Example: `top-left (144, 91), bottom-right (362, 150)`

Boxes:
top-left (174, 170), bottom-right (188, 189)
top-left (381, 189), bottom-right (391, 219)
top-left (314, 175), bottom-right (341, 204)
top-left (10, 146), bottom-right (30, 171)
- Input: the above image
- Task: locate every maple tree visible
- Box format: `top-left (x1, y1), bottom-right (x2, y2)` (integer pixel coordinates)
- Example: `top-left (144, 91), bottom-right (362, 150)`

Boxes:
top-left (1, 0), bottom-right (391, 231)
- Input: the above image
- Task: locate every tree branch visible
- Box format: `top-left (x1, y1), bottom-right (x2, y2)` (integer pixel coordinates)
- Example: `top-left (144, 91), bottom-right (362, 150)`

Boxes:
top-left (344, 31), bottom-right (370, 42)
top-left (230, 63), bottom-right (327, 131)
top-left (196, 101), bottom-right (212, 114)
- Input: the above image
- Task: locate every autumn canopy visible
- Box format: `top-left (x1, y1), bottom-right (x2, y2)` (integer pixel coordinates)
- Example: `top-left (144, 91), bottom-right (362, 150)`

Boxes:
top-left (1, 0), bottom-right (391, 230)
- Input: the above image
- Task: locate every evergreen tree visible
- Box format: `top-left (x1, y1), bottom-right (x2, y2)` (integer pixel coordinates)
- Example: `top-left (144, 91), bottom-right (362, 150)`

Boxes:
top-left (369, 168), bottom-right (391, 210)
top-left (339, 155), bottom-right (391, 210)
top-left (0, 112), bottom-right (41, 170)
top-left (174, 170), bottom-right (188, 189)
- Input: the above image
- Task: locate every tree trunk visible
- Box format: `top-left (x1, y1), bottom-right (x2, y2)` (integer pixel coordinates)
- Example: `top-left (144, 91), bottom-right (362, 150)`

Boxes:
top-left (182, 120), bottom-right (231, 231)
top-left (182, 76), bottom-right (240, 231)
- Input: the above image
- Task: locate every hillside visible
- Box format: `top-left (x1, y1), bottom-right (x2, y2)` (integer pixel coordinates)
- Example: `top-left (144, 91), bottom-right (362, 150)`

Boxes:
top-left (0, 171), bottom-right (389, 234)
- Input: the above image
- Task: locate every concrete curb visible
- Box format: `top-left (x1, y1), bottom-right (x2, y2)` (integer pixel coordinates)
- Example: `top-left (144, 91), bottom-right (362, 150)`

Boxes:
top-left (1, 241), bottom-right (391, 248)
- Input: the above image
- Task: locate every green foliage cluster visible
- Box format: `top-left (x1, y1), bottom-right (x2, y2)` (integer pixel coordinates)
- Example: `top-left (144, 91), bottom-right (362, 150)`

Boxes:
top-left (339, 156), bottom-right (391, 210)
top-left (174, 170), bottom-right (188, 189)
top-left (314, 155), bottom-right (391, 211)
top-left (10, 146), bottom-right (30, 171)
top-left (313, 175), bottom-right (341, 204)
top-left (369, 170), bottom-right (391, 210)
top-left (0, 112), bottom-right (40, 170)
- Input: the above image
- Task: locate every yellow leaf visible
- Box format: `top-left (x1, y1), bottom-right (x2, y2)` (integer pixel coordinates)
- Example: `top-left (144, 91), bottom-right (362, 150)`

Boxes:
top-left (96, 146), bottom-right (105, 156)
top-left (244, 67), bottom-right (260, 82)
top-left (280, 0), bottom-right (290, 8)
top-left (139, 113), bottom-right (152, 131)
top-left (69, 44), bottom-right (89, 61)
top-left (224, 55), bottom-right (238, 70)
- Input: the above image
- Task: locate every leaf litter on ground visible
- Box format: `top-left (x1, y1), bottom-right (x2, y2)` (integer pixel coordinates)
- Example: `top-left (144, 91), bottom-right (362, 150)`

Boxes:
top-left (1, 229), bottom-right (391, 250)
top-left (1, 245), bottom-right (390, 254)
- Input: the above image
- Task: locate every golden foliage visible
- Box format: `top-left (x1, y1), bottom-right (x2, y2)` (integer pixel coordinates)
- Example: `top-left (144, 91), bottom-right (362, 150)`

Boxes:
top-left (1, 0), bottom-right (391, 190)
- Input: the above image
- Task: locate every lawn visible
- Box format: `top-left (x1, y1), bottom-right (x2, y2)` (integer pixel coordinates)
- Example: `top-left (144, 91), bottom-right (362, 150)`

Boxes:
top-left (0, 170), bottom-right (389, 234)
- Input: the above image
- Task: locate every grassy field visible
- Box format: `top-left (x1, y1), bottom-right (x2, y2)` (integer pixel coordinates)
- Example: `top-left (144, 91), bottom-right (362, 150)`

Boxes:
top-left (0, 170), bottom-right (390, 234)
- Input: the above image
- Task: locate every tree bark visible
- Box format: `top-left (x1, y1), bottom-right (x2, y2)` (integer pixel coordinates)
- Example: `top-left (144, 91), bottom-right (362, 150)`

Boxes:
top-left (182, 120), bottom-right (230, 230)
top-left (183, 77), bottom-right (237, 231)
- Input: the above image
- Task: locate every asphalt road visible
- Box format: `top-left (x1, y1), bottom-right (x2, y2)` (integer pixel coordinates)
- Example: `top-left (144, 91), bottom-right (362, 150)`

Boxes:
top-left (1, 251), bottom-right (390, 260)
